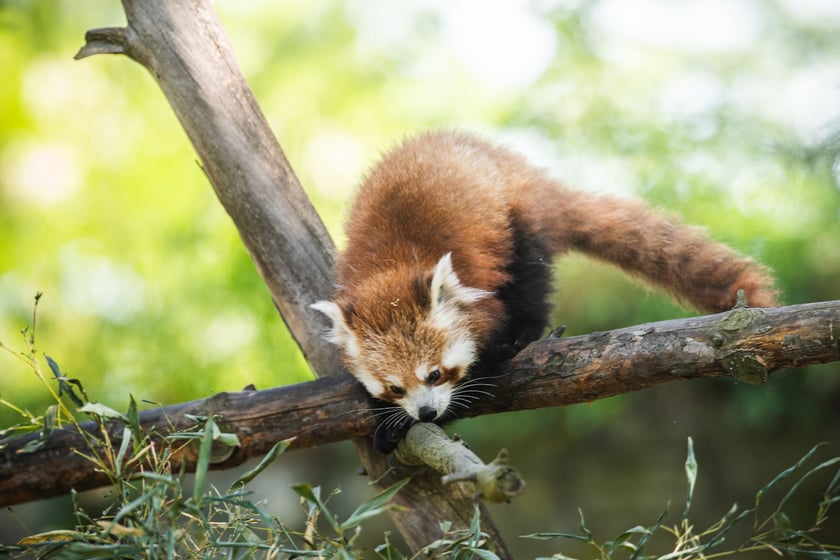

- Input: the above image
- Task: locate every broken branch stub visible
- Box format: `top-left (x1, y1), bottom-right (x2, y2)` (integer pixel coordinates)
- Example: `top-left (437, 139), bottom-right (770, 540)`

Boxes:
top-left (395, 423), bottom-right (525, 503)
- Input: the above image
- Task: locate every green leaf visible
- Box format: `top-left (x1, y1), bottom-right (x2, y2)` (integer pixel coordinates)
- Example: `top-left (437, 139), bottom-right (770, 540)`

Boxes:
top-left (114, 426), bottom-right (132, 477)
top-left (292, 483), bottom-right (340, 533)
top-left (658, 545), bottom-right (706, 560)
top-left (522, 532), bottom-right (591, 542)
top-left (46, 355), bottom-right (86, 407)
top-left (629, 506), bottom-right (668, 560)
top-left (375, 532), bottom-right (407, 560)
top-left (335, 548), bottom-right (356, 560)
top-left (605, 525), bottom-right (649, 556)
top-left (0, 422), bottom-right (39, 441)
top-left (464, 547), bottom-right (500, 559)
top-left (773, 510), bottom-right (792, 532)
top-left (229, 438), bottom-right (292, 489)
top-left (17, 529), bottom-right (86, 544)
top-left (470, 504), bottom-right (482, 534)
top-left (777, 456), bottom-right (840, 515)
top-left (341, 477), bottom-right (409, 530)
top-left (130, 472), bottom-right (178, 487)
top-left (683, 436), bottom-right (698, 518)
top-left (577, 508), bottom-right (593, 541)
top-left (193, 416), bottom-right (215, 502)
top-left (755, 443), bottom-right (823, 512)
top-left (826, 462), bottom-right (840, 496)
top-left (78, 402), bottom-right (128, 423)
top-left (112, 489), bottom-right (155, 525)
top-left (606, 525), bottom-right (649, 553)
top-left (20, 404), bottom-right (58, 453)
top-left (699, 506), bottom-right (752, 553)
top-left (44, 403), bottom-right (58, 434)
top-left (126, 394), bottom-right (142, 446)
top-left (215, 431), bottom-right (240, 447)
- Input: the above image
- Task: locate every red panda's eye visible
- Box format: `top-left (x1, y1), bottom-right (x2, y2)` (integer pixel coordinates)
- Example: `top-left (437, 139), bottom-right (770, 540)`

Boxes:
top-left (427, 369), bottom-right (441, 384)
top-left (389, 385), bottom-right (405, 396)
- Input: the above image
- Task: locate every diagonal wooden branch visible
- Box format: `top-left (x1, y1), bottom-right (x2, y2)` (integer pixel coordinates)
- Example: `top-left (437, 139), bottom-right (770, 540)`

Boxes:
top-left (3, 299), bottom-right (839, 509)
top-left (67, 0), bottom-right (510, 554)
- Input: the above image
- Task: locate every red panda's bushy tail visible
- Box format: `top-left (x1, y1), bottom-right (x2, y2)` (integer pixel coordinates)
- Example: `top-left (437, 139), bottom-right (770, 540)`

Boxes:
top-left (525, 181), bottom-right (778, 313)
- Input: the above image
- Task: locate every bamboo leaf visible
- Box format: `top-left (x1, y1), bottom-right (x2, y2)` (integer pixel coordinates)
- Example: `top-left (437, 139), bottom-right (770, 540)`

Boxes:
top-left (464, 547), bottom-right (500, 559)
top-left (112, 490), bottom-right (154, 525)
top-left (19, 404), bottom-right (58, 453)
top-left (46, 355), bottom-right (85, 407)
top-left (193, 416), bottom-right (215, 502)
top-left (78, 402), bottom-right (128, 423)
top-left (292, 483), bottom-right (340, 533)
top-left (777, 456), bottom-right (840, 515)
top-left (577, 508), bottom-right (593, 541)
top-left (629, 506), bottom-right (668, 560)
top-left (756, 443), bottom-right (823, 510)
top-left (683, 436), bottom-right (698, 518)
top-left (523, 533), bottom-right (591, 542)
top-left (126, 394), bottom-right (142, 446)
top-left (229, 438), bottom-right (292, 489)
top-left (17, 530), bottom-right (83, 544)
top-left (114, 426), bottom-right (132, 477)
top-left (341, 477), bottom-right (409, 530)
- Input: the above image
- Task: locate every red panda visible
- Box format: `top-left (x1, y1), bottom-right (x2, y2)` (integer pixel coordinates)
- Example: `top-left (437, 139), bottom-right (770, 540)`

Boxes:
top-left (312, 131), bottom-right (778, 452)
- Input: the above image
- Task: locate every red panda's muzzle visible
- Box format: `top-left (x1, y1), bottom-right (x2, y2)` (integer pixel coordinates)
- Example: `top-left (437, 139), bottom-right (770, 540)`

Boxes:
top-left (417, 406), bottom-right (437, 422)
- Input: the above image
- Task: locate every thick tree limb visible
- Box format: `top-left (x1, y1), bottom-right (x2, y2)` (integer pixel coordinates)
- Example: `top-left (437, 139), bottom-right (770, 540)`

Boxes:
top-left (3, 299), bottom-right (838, 508)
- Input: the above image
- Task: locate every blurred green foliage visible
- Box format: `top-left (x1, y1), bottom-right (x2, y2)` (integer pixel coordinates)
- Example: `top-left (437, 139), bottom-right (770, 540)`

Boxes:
top-left (1, 0), bottom-right (839, 556)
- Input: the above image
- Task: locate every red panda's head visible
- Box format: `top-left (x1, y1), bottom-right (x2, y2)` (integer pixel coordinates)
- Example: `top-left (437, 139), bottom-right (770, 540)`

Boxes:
top-left (312, 253), bottom-right (489, 422)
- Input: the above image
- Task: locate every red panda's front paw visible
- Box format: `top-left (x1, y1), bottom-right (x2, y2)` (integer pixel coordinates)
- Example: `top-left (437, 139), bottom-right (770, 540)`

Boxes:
top-left (373, 415), bottom-right (415, 454)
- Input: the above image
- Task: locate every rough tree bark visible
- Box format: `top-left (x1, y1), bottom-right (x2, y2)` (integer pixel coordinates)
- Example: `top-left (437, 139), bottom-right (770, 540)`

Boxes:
top-left (68, 0), bottom-right (510, 554)
top-left (3, 300), bottom-right (839, 507)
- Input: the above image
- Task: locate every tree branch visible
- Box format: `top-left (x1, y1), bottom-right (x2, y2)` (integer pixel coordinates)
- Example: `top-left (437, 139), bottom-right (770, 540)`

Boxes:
top-left (396, 424), bottom-right (525, 503)
top-left (3, 299), bottom-right (838, 508)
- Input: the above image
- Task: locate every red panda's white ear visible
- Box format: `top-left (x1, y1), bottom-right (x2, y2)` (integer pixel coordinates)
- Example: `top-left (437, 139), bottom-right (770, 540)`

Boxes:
top-left (311, 301), bottom-right (358, 354)
top-left (430, 253), bottom-right (488, 314)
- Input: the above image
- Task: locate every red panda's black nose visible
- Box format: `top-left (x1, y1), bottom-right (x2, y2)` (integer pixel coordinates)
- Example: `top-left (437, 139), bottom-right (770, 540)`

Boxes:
top-left (418, 406), bottom-right (437, 422)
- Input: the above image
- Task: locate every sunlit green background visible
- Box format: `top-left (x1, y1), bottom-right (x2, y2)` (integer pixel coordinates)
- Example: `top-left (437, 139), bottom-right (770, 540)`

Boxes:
top-left (2, 0), bottom-right (839, 557)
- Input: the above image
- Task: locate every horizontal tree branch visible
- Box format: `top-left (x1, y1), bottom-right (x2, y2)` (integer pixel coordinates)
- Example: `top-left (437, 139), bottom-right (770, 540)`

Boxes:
top-left (2, 299), bottom-right (838, 507)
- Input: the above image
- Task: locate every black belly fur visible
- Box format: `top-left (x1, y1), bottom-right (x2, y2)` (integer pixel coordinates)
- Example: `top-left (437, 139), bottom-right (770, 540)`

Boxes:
top-left (474, 220), bottom-right (555, 375)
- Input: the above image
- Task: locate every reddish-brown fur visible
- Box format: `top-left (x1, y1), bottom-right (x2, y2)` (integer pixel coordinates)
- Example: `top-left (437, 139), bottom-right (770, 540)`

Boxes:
top-left (315, 130), bottom-right (778, 450)
top-left (332, 131), bottom-right (776, 336)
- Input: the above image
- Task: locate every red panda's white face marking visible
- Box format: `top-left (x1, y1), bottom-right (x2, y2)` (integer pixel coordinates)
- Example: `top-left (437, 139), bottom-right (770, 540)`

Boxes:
top-left (312, 253), bottom-right (488, 421)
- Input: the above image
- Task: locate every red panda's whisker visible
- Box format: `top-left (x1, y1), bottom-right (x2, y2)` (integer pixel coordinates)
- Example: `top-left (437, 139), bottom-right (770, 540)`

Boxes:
top-left (338, 405), bottom-right (400, 419)
top-left (456, 391), bottom-right (495, 401)
top-left (456, 379), bottom-right (497, 390)
top-left (375, 410), bottom-right (411, 443)
top-left (449, 393), bottom-right (480, 406)
top-left (453, 386), bottom-right (496, 399)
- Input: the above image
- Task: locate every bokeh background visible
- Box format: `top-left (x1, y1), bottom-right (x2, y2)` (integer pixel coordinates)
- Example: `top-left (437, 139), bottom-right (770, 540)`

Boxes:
top-left (2, 0), bottom-right (839, 557)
